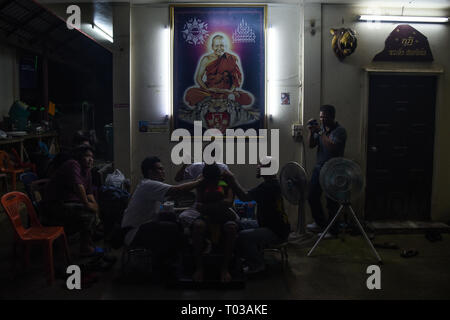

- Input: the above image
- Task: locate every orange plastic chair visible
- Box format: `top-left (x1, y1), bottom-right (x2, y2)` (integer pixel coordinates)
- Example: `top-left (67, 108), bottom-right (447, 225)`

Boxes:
top-left (1, 192), bottom-right (71, 284)
top-left (0, 151), bottom-right (25, 190)
top-left (11, 148), bottom-right (37, 173)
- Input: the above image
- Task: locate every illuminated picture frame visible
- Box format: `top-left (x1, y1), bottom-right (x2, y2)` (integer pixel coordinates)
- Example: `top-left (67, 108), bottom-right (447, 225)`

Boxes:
top-left (170, 5), bottom-right (267, 134)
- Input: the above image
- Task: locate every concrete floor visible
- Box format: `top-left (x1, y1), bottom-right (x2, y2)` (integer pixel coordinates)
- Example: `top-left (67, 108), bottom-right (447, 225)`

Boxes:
top-left (1, 215), bottom-right (449, 300)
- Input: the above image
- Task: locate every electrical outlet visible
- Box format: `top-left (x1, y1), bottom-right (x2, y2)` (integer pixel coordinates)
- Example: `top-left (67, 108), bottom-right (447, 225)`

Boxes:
top-left (291, 123), bottom-right (303, 140)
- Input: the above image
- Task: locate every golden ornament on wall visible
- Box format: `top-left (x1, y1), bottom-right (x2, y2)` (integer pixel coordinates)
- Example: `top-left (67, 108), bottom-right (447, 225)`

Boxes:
top-left (330, 28), bottom-right (357, 61)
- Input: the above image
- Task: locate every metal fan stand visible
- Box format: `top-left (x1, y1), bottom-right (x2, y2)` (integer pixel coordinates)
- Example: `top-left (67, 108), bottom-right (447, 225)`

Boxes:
top-left (307, 201), bottom-right (382, 263)
top-left (280, 162), bottom-right (314, 243)
top-left (288, 193), bottom-right (315, 242)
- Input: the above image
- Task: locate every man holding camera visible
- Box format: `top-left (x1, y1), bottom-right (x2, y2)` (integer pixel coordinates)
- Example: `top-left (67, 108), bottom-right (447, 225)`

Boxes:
top-left (306, 105), bottom-right (347, 238)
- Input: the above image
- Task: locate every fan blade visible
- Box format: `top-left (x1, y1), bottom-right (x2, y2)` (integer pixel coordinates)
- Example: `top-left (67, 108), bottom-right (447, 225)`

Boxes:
top-left (280, 162), bottom-right (307, 204)
top-left (319, 158), bottom-right (364, 203)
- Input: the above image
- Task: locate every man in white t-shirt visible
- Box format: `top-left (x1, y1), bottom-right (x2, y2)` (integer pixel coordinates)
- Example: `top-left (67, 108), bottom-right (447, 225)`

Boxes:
top-left (121, 156), bottom-right (201, 265)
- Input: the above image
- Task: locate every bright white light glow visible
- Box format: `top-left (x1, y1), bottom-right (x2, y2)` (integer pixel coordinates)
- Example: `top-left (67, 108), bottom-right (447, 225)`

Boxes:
top-left (92, 23), bottom-right (113, 42)
top-left (268, 26), bottom-right (279, 117)
top-left (359, 15), bottom-right (449, 23)
top-left (163, 26), bottom-right (171, 117)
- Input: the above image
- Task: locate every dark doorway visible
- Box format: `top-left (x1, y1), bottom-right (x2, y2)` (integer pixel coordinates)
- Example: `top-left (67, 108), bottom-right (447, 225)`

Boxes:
top-left (365, 74), bottom-right (437, 221)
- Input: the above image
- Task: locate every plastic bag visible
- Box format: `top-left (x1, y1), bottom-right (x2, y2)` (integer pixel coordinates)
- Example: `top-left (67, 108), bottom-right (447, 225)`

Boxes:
top-left (105, 169), bottom-right (126, 188)
top-left (48, 142), bottom-right (57, 157)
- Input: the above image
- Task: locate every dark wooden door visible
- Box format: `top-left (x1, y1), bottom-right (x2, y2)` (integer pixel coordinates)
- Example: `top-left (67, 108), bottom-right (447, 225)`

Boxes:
top-left (365, 75), bottom-right (436, 221)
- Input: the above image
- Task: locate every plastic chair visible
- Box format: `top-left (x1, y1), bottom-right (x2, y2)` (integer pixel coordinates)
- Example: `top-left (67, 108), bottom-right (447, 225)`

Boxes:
top-left (264, 242), bottom-right (289, 267)
top-left (1, 192), bottom-right (71, 284)
top-left (0, 151), bottom-right (25, 190)
top-left (11, 148), bottom-right (37, 173)
top-left (121, 246), bottom-right (153, 277)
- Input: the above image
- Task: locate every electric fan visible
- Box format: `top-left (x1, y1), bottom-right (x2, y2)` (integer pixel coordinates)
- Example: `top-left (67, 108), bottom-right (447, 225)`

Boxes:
top-left (307, 157), bottom-right (382, 263)
top-left (279, 162), bottom-right (312, 241)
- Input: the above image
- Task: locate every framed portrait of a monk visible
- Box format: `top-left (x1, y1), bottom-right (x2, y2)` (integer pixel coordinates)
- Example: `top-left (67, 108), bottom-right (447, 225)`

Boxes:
top-left (171, 5), bottom-right (266, 134)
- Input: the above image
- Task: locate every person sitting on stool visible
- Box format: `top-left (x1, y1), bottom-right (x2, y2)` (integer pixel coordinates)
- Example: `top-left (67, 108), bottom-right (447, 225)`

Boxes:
top-left (121, 156), bottom-right (202, 277)
top-left (223, 157), bottom-right (291, 274)
top-left (43, 145), bottom-right (98, 256)
top-left (190, 163), bottom-right (238, 283)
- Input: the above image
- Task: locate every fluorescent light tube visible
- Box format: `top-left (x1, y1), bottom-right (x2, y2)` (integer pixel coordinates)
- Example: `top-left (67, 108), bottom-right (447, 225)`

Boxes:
top-left (359, 15), bottom-right (449, 23)
top-left (92, 23), bottom-right (113, 42)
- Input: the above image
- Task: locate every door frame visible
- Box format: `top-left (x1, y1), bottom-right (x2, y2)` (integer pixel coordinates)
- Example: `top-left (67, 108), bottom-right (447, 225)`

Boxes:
top-left (360, 63), bottom-right (443, 220)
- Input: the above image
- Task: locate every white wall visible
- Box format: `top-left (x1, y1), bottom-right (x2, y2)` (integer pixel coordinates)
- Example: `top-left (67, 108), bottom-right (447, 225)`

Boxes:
top-left (43, 1), bottom-right (450, 222)
top-left (320, 4), bottom-right (450, 220)
top-left (130, 3), bottom-right (303, 226)
top-left (0, 44), bottom-right (19, 120)
top-left (112, 3), bottom-right (131, 177)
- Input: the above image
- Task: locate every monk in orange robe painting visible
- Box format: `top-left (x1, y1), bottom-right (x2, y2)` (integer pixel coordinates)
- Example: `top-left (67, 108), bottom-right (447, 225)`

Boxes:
top-left (184, 34), bottom-right (254, 108)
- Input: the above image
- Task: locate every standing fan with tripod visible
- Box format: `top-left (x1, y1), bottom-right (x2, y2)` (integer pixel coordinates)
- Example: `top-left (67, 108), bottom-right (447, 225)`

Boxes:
top-left (307, 157), bottom-right (382, 263)
top-left (279, 162), bottom-right (313, 241)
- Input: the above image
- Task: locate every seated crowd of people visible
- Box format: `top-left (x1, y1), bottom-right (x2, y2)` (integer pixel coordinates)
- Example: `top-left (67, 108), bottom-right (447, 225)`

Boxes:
top-left (121, 155), bottom-right (291, 283)
top-left (36, 139), bottom-right (290, 283)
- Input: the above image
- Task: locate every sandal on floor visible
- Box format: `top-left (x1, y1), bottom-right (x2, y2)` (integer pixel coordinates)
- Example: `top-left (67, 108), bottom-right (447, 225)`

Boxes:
top-left (400, 249), bottom-right (418, 258)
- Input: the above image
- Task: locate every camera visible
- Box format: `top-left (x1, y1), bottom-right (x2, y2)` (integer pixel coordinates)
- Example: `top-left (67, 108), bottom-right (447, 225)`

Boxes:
top-left (307, 119), bottom-right (319, 127)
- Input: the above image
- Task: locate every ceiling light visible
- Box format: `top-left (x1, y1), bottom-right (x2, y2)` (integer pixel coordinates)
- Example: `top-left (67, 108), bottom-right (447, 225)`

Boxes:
top-left (92, 23), bottom-right (113, 42)
top-left (358, 15), bottom-right (449, 23)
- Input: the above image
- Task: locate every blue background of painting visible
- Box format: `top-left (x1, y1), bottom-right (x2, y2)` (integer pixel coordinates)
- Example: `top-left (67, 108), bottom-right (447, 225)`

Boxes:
top-left (173, 6), bottom-right (265, 132)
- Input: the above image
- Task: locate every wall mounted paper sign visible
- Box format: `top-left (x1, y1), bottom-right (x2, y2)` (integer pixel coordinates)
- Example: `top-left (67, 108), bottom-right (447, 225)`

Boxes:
top-left (281, 92), bottom-right (290, 105)
top-left (138, 121), bottom-right (169, 133)
top-left (138, 121), bottom-right (149, 132)
top-left (373, 25), bottom-right (433, 61)
top-left (171, 5), bottom-right (266, 134)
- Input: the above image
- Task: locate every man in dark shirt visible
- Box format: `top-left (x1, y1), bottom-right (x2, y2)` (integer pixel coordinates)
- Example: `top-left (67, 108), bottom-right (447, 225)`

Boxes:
top-left (44, 145), bottom-right (98, 255)
top-left (224, 157), bottom-right (290, 274)
top-left (306, 104), bottom-right (347, 237)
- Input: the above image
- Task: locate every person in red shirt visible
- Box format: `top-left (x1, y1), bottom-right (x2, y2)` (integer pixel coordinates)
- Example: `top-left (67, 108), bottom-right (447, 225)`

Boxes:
top-left (43, 145), bottom-right (98, 255)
